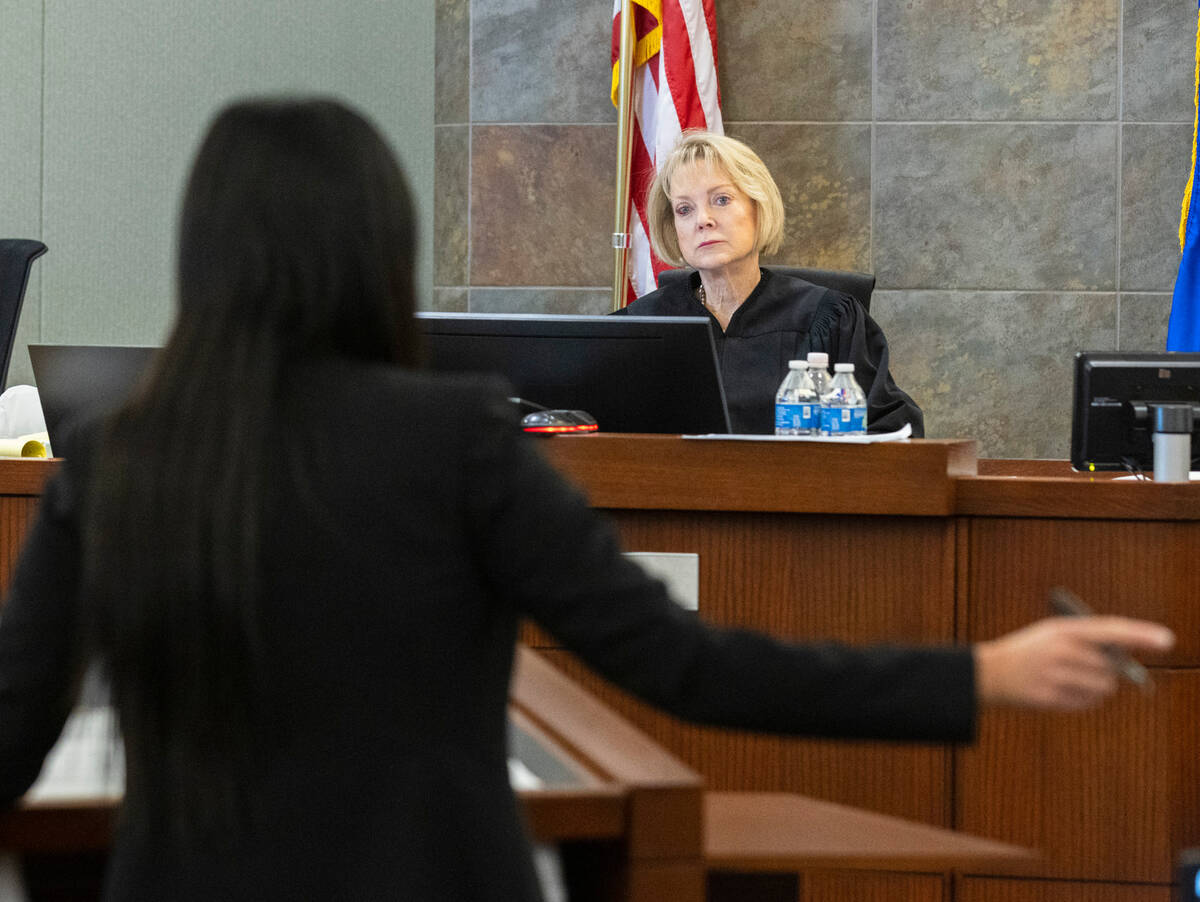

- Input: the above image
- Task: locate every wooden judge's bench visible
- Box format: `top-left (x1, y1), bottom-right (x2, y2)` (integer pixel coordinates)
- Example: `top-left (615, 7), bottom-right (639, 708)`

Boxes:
top-left (532, 435), bottom-right (1200, 901)
top-left (0, 436), bottom-right (1196, 901)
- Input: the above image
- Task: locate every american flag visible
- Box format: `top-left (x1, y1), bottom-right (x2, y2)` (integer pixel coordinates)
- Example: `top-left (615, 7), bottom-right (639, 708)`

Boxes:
top-left (611, 0), bottom-right (723, 305)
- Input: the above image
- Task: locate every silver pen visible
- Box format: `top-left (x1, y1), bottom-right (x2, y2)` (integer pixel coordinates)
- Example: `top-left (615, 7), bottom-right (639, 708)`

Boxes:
top-left (1048, 587), bottom-right (1153, 692)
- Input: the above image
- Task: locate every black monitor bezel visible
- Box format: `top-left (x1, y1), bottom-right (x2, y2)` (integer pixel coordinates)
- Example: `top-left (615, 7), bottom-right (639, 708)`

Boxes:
top-left (1070, 351), bottom-right (1200, 472)
top-left (416, 312), bottom-right (731, 435)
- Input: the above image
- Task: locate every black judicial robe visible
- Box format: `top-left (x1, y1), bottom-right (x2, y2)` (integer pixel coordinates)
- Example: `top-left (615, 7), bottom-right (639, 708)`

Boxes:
top-left (617, 269), bottom-right (924, 436)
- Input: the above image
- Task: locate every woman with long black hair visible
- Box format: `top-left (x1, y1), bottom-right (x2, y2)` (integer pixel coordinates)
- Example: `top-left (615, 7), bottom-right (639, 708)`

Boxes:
top-left (0, 98), bottom-right (1173, 901)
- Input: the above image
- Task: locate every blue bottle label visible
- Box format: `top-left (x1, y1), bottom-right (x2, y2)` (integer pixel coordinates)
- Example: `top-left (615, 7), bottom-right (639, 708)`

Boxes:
top-left (800, 404), bottom-right (817, 431)
top-left (820, 405), bottom-right (866, 434)
top-left (775, 403), bottom-right (819, 433)
top-left (775, 403), bottom-right (803, 431)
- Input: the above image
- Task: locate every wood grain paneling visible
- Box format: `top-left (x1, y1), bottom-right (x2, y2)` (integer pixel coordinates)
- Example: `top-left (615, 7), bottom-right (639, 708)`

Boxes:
top-left (0, 459), bottom-right (57, 496)
top-left (705, 792), bottom-right (1033, 873)
top-left (975, 460), bottom-right (1079, 477)
top-left (0, 460), bottom-right (56, 603)
top-left (803, 870), bottom-right (947, 902)
top-left (542, 649), bottom-right (952, 826)
top-left (522, 500), bottom-right (961, 825)
top-left (956, 475), bottom-right (1200, 519)
top-left (957, 876), bottom-right (1168, 902)
top-left (956, 672), bottom-right (1200, 881)
top-left (608, 511), bottom-right (957, 642)
top-left (521, 507), bottom-right (958, 651)
top-left (959, 486), bottom-right (1200, 885)
top-left (962, 518), bottom-right (1200, 664)
top-left (526, 504), bottom-right (960, 825)
top-left (0, 495), bottom-right (43, 600)
top-left (541, 436), bottom-right (976, 516)
top-left (534, 442), bottom-right (1200, 893)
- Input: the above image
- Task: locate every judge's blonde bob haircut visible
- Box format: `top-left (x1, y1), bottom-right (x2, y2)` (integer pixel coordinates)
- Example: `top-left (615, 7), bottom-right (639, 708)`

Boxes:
top-left (646, 131), bottom-right (785, 269)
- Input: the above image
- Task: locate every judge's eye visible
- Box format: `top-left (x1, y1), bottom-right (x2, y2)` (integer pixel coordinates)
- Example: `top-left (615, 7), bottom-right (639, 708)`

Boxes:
top-left (674, 204), bottom-right (693, 217)
top-left (713, 194), bottom-right (731, 206)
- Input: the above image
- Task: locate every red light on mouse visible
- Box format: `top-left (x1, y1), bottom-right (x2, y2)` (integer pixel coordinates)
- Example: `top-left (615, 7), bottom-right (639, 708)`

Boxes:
top-left (522, 423), bottom-right (599, 434)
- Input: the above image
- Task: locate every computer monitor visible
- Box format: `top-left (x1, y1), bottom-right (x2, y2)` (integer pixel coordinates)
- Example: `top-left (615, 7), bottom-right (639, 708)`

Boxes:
top-left (1070, 351), bottom-right (1200, 472)
top-left (28, 344), bottom-right (157, 457)
top-left (416, 312), bottom-right (731, 434)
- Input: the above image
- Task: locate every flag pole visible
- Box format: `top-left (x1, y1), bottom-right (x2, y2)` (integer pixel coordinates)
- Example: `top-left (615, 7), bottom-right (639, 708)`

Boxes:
top-left (611, 0), bottom-right (637, 312)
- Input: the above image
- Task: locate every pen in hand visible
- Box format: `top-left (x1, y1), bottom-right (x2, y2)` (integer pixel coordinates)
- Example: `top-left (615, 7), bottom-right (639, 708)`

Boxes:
top-left (1048, 587), bottom-right (1154, 693)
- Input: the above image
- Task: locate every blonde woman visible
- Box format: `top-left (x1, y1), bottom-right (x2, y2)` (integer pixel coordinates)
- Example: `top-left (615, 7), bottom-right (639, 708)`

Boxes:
top-left (620, 131), bottom-right (920, 435)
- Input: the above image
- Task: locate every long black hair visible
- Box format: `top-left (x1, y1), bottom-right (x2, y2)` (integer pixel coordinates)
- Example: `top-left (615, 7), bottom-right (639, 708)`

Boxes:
top-left (80, 97), bottom-right (420, 838)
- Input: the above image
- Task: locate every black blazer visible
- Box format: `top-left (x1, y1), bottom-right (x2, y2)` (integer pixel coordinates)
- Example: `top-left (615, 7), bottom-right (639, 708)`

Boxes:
top-left (0, 360), bottom-right (973, 901)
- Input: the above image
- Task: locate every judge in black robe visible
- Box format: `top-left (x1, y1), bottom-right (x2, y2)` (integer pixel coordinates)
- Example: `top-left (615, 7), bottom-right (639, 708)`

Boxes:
top-left (617, 267), bottom-right (923, 435)
top-left (620, 129), bottom-right (923, 436)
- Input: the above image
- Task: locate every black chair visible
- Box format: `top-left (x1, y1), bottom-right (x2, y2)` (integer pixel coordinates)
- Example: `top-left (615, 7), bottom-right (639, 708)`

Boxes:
top-left (0, 239), bottom-right (48, 385)
top-left (657, 265), bottom-right (875, 313)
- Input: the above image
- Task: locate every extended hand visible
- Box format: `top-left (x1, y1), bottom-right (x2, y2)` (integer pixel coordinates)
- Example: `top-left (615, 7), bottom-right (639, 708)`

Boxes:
top-left (974, 616), bottom-right (1175, 710)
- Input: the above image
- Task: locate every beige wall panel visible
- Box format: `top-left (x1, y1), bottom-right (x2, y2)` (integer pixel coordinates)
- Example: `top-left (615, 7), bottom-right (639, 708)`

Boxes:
top-left (37, 1), bottom-right (433, 350)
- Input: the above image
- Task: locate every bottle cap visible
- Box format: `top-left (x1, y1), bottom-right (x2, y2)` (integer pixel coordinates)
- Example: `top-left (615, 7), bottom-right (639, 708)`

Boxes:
top-left (787, 359), bottom-right (807, 369)
top-left (806, 352), bottom-right (829, 367)
top-left (834, 362), bottom-right (855, 373)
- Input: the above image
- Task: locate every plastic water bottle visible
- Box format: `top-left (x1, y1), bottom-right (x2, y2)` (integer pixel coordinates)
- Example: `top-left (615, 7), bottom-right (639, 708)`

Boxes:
top-left (774, 360), bottom-right (819, 435)
top-left (806, 352), bottom-right (830, 397)
top-left (820, 362), bottom-right (867, 436)
top-left (806, 352), bottom-right (830, 431)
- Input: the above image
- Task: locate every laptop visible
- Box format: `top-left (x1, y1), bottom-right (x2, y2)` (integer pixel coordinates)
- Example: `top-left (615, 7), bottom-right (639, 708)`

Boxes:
top-left (28, 344), bottom-right (157, 457)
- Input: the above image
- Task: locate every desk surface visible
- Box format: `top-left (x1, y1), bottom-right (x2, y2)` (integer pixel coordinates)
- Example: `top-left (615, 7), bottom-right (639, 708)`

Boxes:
top-left (539, 435), bottom-right (977, 515)
top-left (705, 792), bottom-right (1036, 874)
top-left (538, 435), bottom-right (1200, 521)
top-left (11, 438), bottom-right (1200, 520)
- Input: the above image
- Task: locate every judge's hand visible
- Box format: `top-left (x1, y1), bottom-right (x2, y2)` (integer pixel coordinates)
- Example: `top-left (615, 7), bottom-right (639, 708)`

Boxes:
top-left (974, 616), bottom-right (1175, 711)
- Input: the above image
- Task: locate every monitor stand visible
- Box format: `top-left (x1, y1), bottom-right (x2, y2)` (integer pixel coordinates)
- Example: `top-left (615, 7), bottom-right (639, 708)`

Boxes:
top-left (1146, 403), bottom-right (1195, 482)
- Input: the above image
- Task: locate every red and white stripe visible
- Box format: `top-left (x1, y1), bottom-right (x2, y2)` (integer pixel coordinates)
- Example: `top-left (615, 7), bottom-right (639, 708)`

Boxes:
top-left (612, 0), bottom-right (723, 304)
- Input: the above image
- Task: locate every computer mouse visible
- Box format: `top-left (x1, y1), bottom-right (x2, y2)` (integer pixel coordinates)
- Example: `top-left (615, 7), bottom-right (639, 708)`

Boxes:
top-left (520, 409), bottom-right (598, 434)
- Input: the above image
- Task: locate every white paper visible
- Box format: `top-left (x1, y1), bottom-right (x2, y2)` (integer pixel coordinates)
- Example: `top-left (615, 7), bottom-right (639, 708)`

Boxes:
top-left (0, 386), bottom-right (47, 441)
top-left (0, 431), bottom-right (51, 459)
top-left (1113, 471), bottom-right (1200, 481)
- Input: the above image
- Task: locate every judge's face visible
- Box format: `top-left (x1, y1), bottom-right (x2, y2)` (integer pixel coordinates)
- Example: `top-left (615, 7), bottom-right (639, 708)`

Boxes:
top-left (669, 161), bottom-right (759, 276)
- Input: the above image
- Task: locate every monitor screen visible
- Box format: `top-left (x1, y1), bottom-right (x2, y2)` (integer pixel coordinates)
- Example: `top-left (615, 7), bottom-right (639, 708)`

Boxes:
top-left (1070, 351), bottom-right (1200, 472)
top-left (416, 312), bottom-right (731, 434)
top-left (28, 344), bottom-right (157, 457)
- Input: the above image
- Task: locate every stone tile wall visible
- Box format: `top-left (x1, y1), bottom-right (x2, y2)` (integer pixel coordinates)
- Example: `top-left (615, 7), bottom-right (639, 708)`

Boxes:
top-left (434, 0), bottom-right (1195, 459)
